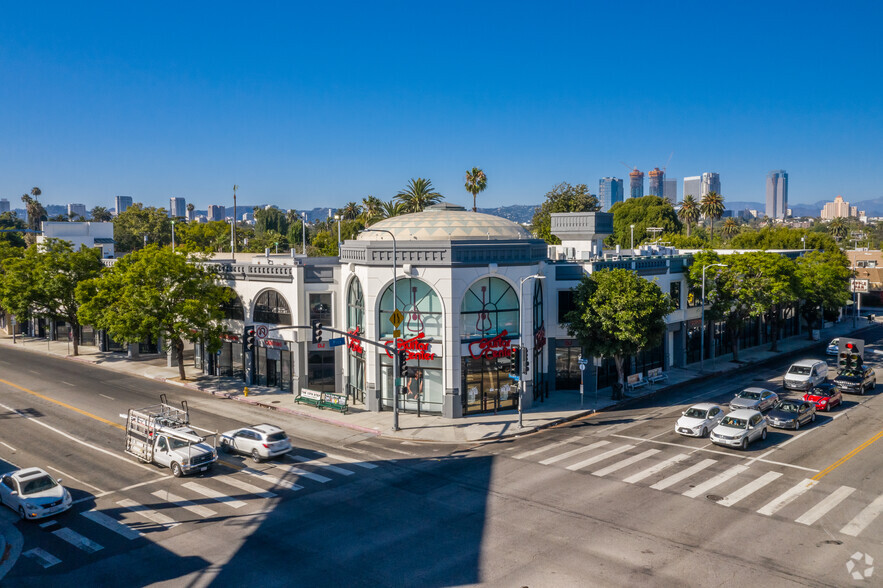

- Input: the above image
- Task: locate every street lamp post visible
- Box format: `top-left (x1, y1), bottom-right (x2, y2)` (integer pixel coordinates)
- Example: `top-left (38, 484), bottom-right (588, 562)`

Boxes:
top-left (335, 214), bottom-right (342, 254)
top-left (171, 220), bottom-right (176, 252)
top-left (362, 228), bottom-right (400, 431)
top-left (700, 263), bottom-right (727, 371)
top-left (630, 224), bottom-right (635, 251)
top-left (801, 236), bottom-right (806, 251)
top-left (518, 274), bottom-right (545, 428)
top-left (301, 212), bottom-right (307, 254)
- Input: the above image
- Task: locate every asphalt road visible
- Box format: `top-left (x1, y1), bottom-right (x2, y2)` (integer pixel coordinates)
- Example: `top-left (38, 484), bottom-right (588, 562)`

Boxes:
top-left (1, 337), bottom-right (881, 587)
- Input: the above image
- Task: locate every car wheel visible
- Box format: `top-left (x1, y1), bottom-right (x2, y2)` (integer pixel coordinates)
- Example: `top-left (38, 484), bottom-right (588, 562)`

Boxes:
top-left (252, 449), bottom-right (262, 463)
top-left (761, 428), bottom-right (768, 441)
top-left (171, 462), bottom-right (183, 478)
top-left (701, 427), bottom-right (708, 438)
top-left (794, 420), bottom-right (800, 431)
top-left (220, 440), bottom-right (231, 453)
top-left (18, 506), bottom-right (26, 520)
top-left (741, 437), bottom-right (749, 450)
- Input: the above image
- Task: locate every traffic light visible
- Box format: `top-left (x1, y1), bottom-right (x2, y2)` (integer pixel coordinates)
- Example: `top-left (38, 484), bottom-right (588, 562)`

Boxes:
top-left (510, 347), bottom-right (521, 376)
top-left (245, 328), bottom-right (256, 352)
top-left (311, 320), bottom-right (322, 343)
top-left (522, 347), bottom-right (530, 374)
top-left (398, 349), bottom-right (408, 378)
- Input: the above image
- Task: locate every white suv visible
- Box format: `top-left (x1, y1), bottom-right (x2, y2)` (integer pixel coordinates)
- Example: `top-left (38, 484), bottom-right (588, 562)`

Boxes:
top-left (710, 409), bottom-right (768, 450)
top-left (220, 424), bottom-right (293, 463)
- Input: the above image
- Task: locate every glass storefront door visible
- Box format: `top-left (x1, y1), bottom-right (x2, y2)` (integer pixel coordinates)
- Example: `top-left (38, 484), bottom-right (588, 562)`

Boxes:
top-left (462, 356), bottom-right (519, 414)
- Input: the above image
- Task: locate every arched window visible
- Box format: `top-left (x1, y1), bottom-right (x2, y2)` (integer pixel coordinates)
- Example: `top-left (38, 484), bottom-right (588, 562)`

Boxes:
top-left (347, 277), bottom-right (364, 333)
top-left (533, 278), bottom-right (544, 341)
top-left (460, 277), bottom-right (519, 341)
top-left (220, 288), bottom-right (244, 320)
top-left (253, 289), bottom-right (292, 325)
top-left (378, 278), bottom-right (442, 340)
top-left (346, 277), bottom-right (366, 403)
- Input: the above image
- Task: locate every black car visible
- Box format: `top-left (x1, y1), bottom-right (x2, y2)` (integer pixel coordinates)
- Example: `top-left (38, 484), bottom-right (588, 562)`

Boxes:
top-left (767, 400), bottom-right (816, 430)
top-left (833, 366), bottom-right (877, 395)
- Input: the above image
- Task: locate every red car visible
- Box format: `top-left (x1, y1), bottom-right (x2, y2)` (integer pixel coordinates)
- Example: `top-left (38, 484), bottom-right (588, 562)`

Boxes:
top-left (803, 383), bottom-right (842, 412)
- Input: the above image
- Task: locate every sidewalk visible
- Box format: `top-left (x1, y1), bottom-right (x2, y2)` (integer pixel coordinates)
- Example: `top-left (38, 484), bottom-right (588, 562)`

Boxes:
top-left (1, 319), bottom-right (877, 443)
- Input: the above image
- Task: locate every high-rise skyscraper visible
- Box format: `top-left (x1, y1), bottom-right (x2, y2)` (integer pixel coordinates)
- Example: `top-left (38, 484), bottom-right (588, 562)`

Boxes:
top-left (647, 168), bottom-right (665, 197)
top-left (701, 172), bottom-right (721, 197)
top-left (67, 203), bottom-right (87, 219)
top-left (0, 198), bottom-right (9, 213)
top-left (169, 197), bottom-right (187, 218)
top-left (629, 168), bottom-right (644, 199)
top-left (207, 205), bottom-right (225, 222)
top-left (663, 179), bottom-right (677, 204)
top-left (683, 176), bottom-right (701, 200)
top-left (115, 195), bottom-right (133, 215)
top-left (599, 177), bottom-right (624, 211)
top-left (766, 170), bottom-right (788, 220)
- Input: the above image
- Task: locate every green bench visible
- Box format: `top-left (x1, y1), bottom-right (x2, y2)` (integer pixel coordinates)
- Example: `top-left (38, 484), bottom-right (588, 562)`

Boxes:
top-left (294, 389), bottom-right (323, 408)
top-left (294, 389), bottom-right (349, 414)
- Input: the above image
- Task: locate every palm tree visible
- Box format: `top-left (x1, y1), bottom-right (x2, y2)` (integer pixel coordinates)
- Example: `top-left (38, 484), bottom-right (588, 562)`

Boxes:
top-left (829, 218), bottom-right (848, 241)
top-left (90, 206), bottom-right (113, 222)
top-left (465, 167), bottom-right (487, 212)
top-left (700, 191), bottom-right (725, 242)
top-left (340, 202), bottom-right (362, 220)
top-left (186, 203), bottom-right (195, 221)
top-left (20, 187), bottom-right (47, 243)
top-left (720, 217), bottom-right (740, 240)
top-left (677, 194), bottom-right (700, 237)
top-left (380, 200), bottom-right (405, 220)
top-left (361, 196), bottom-right (383, 226)
top-left (395, 178), bottom-right (443, 213)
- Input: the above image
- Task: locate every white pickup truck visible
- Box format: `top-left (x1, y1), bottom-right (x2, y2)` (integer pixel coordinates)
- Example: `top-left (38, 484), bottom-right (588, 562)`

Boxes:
top-left (124, 395), bottom-right (218, 477)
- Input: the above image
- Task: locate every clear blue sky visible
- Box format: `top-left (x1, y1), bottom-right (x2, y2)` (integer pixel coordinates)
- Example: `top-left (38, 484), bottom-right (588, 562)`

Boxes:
top-left (2, 1), bottom-right (881, 212)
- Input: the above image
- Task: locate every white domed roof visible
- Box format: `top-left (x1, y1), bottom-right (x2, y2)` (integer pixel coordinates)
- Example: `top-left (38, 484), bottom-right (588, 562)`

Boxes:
top-left (358, 203), bottom-right (532, 241)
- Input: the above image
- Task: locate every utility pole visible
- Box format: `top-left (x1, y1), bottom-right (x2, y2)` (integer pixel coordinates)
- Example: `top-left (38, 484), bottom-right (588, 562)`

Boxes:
top-left (232, 184), bottom-right (238, 261)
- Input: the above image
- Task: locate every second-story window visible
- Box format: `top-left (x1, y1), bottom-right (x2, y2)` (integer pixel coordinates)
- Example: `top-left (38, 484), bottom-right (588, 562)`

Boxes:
top-left (310, 293), bottom-right (332, 325)
top-left (670, 281), bottom-right (681, 310)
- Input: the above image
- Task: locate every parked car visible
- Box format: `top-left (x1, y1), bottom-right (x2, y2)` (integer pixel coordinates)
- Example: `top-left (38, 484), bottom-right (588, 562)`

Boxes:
top-left (833, 366), bottom-right (877, 395)
top-left (730, 387), bottom-right (779, 412)
top-left (826, 338), bottom-right (840, 356)
top-left (675, 403), bottom-right (726, 437)
top-left (0, 467), bottom-right (73, 520)
top-left (710, 409), bottom-right (768, 450)
top-left (803, 382), bottom-right (842, 411)
top-left (219, 424), bottom-right (293, 463)
top-left (783, 359), bottom-right (828, 391)
top-left (767, 400), bottom-right (816, 430)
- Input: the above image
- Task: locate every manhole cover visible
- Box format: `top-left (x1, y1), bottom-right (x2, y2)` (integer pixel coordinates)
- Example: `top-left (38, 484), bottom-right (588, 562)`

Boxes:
top-left (706, 494), bottom-right (724, 501)
top-left (271, 400), bottom-right (280, 404)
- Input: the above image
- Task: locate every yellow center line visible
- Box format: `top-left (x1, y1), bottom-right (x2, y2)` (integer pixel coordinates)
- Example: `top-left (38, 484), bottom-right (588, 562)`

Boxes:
top-left (812, 430), bottom-right (883, 481)
top-left (0, 376), bottom-right (125, 430)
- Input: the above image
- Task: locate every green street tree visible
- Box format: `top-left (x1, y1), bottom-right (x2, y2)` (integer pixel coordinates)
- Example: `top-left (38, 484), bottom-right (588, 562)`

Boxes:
top-left (360, 196), bottom-right (384, 226)
top-left (828, 218), bottom-right (848, 241)
top-left (795, 250), bottom-right (851, 339)
top-left (729, 226), bottom-right (837, 251)
top-left (176, 221), bottom-right (233, 253)
top-left (608, 195), bottom-right (682, 249)
top-left (678, 194), bottom-right (701, 237)
top-left (77, 246), bottom-right (231, 380)
top-left (564, 268), bottom-right (675, 400)
top-left (0, 212), bottom-right (27, 247)
top-left (0, 239), bottom-right (104, 355)
top-left (254, 207), bottom-right (290, 236)
top-left (395, 178), bottom-right (444, 213)
top-left (90, 206), bottom-right (113, 222)
top-left (21, 187), bottom-right (47, 244)
top-left (734, 251), bottom-right (799, 352)
top-left (380, 199), bottom-right (405, 220)
top-left (531, 182), bottom-right (601, 244)
top-left (0, 241), bottom-right (25, 325)
top-left (720, 218), bottom-right (741, 241)
top-left (465, 167), bottom-right (487, 212)
top-left (700, 191), bottom-right (725, 242)
top-left (113, 204), bottom-right (172, 252)
top-left (339, 202), bottom-right (362, 220)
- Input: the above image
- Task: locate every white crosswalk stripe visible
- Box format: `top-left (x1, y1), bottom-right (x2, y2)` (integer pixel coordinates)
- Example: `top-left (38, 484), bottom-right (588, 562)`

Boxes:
top-left (566, 445), bottom-right (634, 472)
top-left (757, 479), bottom-right (819, 516)
top-left (650, 459), bottom-right (717, 491)
top-left (623, 453), bottom-right (690, 484)
top-left (182, 482), bottom-right (247, 508)
top-left (151, 490), bottom-right (217, 518)
top-left (539, 441), bottom-right (610, 466)
top-left (52, 527), bottom-right (104, 553)
top-left (718, 471), bottom-right (783, 507)
top-left (274, 464), bottom-right (332, 483)
top-left (682, 465), bottom-right (750, 499)
top-left (23, 548), bottom-right (61, 568)
top-left (81, 510), bottom-right (142, 539)
top-left (795, 486), bottom-right (855, 526)
top-left (515, 436), bottom-right (583, 460)
top-left (117, 499), bottom-right (178, 527)
top-left (242, 467), bottom-right (304, 491)
top-left (840, 494), bottom-right (883, 537)
top-left (292, 455), bottom-right (355, 476)
top-left (592, 449), bottom-right (661, 477)
top-left (214, 475), bottom-right (278, 498)
top-left (320, 452), bottom-right (378, 469)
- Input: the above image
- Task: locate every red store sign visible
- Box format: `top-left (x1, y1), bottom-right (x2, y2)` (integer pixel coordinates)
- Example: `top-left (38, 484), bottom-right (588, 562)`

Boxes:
top-left (347, 327), bottom-right (365, 355)
top-left (468, 330), bottom-right (515, 360)
top-left (383, 332), bottom-right (437, 361)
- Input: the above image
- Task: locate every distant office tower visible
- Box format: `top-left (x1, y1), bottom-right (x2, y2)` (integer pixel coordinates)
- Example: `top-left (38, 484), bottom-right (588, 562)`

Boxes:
top-left (0, 198), bottom-right (9, 213)
top-left (629, 168), bottom-right (644, 199)
top-left (207, 205), bottom-right (225, 222)
top-left (766, 170), bottom-right (788, 219)
top-left (701, 172), bottom-right (721, 198)
top-left (683, 176), bottom-right (701, 200)
top-left (599, 177), bottom-right (624, 211)
top-left (67, 203), bottom-right (87, 219)
top-left (663, 179), bottom-right (677, 203)
top-left (169, 197), bottom-right (187, 218)
top-left (820, 195), bottom-right (857, 220)
top-left (115, 195), bottom-right (133, 215)
top-left (647, 168), bottom-right (665, 197)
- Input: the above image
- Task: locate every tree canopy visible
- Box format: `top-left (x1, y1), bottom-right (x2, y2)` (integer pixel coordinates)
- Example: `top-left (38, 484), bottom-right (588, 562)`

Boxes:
top-left (531, 182), bottom-right (601, 244)
top-left (607, 195), bottom-right (682, 248)
top-left (113, 204), bottom-right (172, 252)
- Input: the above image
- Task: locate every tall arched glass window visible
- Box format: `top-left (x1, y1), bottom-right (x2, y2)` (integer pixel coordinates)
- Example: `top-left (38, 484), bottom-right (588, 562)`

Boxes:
top-left (220, 288), bottom-right (245, 320)
top-left (460, 277), bottom-right (519, 341)
top-left (378, 278), bottom-right (442, 340)
top-left (253, 289), bottom-right (292, 325)
top-left (346, 277), bottom-right (365, 403)
top-left (347, 278), bottom-right (364, 333)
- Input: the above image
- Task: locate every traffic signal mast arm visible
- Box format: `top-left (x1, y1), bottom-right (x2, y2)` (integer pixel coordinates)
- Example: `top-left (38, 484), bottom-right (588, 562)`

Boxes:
top-left (268, 324), bottom-right (397, 354)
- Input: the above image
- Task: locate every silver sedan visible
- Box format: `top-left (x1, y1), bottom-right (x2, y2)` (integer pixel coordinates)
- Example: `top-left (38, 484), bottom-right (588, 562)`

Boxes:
top-left (729, 387), bottom-right (779, 412)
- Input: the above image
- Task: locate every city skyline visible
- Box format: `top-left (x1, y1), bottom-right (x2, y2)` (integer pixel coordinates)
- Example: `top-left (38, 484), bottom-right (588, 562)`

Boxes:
top-left (1, 4), bottom-right (881, 210)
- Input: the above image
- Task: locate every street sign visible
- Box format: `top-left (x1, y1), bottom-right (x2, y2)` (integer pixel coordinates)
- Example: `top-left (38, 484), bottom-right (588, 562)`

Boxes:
top-left (851, 279), bottom-right (869, 293)
top-left (579, 364), bottom-right (586, 371)
top-left (390, 309), bottom-right (404, 327)
top-left (256, 325), bottom-right (269, 338)
top-left (578, 358), bottom-right (588, 365)
top-left (393, 329), bottom-right (401, 338)
top-left (328, 337), bottom-right (345, 347)
top-left (510, 375), bottom-right (520, 382)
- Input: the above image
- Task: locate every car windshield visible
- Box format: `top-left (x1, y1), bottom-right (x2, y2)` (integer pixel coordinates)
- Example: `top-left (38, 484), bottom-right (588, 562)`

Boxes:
top-left (738, 391), bottom-right (761, 400)
top-left (720, 417), bottom-right (748, 429)
top-left (20, 475), bottom-right (58, 495)
top-left (810, 387), bottom-right (832, 397)
top-left (169, 437), bottom-right (191, 450)
top-left (839, 369), bottom-right (862, 378)
top-left (788, 366), bottom-right (812, 375)
top-left (266, 432), bottom-right (287, 442)
top-left (776, 402), bottom-right (799, 413)
top-left (829, 339), bottom-right (839, 346)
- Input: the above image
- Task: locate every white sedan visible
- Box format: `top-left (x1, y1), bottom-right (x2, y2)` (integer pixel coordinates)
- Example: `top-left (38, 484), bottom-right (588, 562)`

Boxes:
top-left (675, 403), bottom-right (726, 437)
top-left (0, 467), bottom-right (73, 520)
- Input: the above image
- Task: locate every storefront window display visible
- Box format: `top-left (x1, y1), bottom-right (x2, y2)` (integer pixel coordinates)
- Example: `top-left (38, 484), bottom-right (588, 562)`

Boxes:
top-left (533, 279), bottom-right (547, 400)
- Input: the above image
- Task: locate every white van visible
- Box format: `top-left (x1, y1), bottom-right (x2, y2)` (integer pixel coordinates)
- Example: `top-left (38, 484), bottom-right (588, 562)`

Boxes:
top-left (783, 359), bottom-right (828, 391)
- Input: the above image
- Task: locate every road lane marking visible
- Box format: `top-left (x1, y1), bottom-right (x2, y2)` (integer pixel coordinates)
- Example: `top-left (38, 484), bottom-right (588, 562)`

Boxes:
top-left (0, 442), bottom-right (16, 451)
top-left (795, 486), bottom-right (856, 526)
top-left (23, 548), bottom-right (61, 568)
top-left (812, 430), bottom-right (883, 481)
top-left (98, 394), bottom-right (115, 401)
top-left (61, 381), bottom-right (75, 387)
top-left (362, 442), bottom-right (414, 456)
top-left (117, 499), bottom-right (178, 527)
top-left (213, 475), bottom-right (277, 499)
top-left (717, 471), bottom-right (783, 507)
top-left (291, 455), bottom-right (355, 476)
top-left (273, 464), bottom-right (332, 484)
top-left (682, 464), bottom-right (750, 499)
top-left (514, 436), bottom-right (583, 460)
top-left (566, 445), bottom-right (634, 471)
top-left (151, 490), bottom-right (217, 518)
top-left (592, 449), bottom-right (660, 477)
top-left (650, 458), bottom-right (716, 491)
top-left (45, 465), bottom-right (105, 493)
top-left (840, 494), bottom-right (883, 537)
top-left (81, 509), bottom-right (142, 539)
top-left (181, 482), bottom-right (247, 508)
top-left (623, 453), bottom-right (690, 484)
top-left (539, 441), bottom-right (610, 465)
top-left (319, 452), bottom-right (379, 469)
top-left (52, 527), bottom-right (104, 553)
top-left (0, 377), bottom-right (125, 430)
top-left (39, 520), bottom-right (58, 528)
top-left (757, 479), bottom-right (819, 516)
top-left (241, 467), bottom-right (304, 491)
